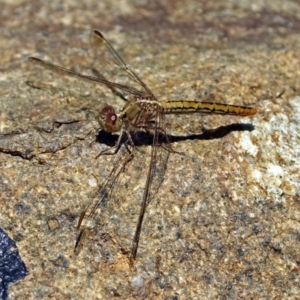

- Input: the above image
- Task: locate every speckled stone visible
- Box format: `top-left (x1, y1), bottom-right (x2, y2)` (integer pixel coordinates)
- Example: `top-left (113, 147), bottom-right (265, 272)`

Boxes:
top-left (1, 1), bottom-right (300, 299)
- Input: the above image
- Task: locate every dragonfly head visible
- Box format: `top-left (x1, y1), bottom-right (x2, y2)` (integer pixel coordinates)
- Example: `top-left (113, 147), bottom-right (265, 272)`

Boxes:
top-left (98, 105), bottom-right (122, 132)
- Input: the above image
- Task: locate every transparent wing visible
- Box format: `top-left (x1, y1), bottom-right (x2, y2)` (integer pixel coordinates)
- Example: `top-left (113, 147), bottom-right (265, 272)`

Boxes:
top-left (91, 30), bottom-right (156, 100)
top-left (29, 31), bottom-right (156, 101)
top-left (131, 109), bottom-right (170, 259)
top-left (74, 140), bottom-right (134, 255)
top-left (29, 57), bottom-right (148, 97)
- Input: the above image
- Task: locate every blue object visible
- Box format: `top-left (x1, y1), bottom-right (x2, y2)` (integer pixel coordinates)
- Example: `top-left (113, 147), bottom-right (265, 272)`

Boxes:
top-left (0, 228), bottom-right (28, 300)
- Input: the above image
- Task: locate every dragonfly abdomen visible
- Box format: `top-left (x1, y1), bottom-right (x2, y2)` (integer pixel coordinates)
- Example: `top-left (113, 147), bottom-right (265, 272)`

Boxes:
top-left (161, 100), bottom-right (257, 116)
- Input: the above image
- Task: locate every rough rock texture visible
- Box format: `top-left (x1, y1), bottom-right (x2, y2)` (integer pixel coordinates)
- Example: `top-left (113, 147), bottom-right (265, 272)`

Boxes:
top-left (0, 0), bottom-right (299, 299)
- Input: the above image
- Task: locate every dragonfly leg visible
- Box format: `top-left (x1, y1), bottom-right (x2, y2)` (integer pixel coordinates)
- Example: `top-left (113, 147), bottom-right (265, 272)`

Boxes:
top-left (95, 128), bottom-right (128, 158)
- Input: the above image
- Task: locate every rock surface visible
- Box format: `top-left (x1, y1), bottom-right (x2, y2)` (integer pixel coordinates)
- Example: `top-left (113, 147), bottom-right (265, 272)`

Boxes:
top-left (0, 0), bottom-right (299, 299)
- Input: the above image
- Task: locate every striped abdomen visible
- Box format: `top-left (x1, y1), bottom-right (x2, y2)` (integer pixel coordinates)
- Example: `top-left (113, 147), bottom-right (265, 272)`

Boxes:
top-left (161, 100), bottom-right (257, 116)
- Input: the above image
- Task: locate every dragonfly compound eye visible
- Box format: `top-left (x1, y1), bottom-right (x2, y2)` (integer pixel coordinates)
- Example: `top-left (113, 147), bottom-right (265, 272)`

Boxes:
top-left (103, 112), bottom-right (121, 132)
top-left (98, 106), bottom-right (121, 132)
top-left (98, 105), bottom-right (120, 131)
top-left (101, 105), bottom-right (115, 115)
top-left (106, 112), bottom-right (117, 125)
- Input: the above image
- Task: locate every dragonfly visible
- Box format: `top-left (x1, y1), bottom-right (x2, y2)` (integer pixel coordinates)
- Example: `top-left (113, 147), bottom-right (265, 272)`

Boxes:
top-left (29, 30), bottom-right (257, 260)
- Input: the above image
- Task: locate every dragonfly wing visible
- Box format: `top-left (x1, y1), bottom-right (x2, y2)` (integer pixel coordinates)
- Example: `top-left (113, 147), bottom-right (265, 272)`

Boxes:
top-left (91, 30), bottom-right (156, 100)
top-left (131, 109), bottom-right (170, 259)
top-left (74, 141), bottom-right (134, 255)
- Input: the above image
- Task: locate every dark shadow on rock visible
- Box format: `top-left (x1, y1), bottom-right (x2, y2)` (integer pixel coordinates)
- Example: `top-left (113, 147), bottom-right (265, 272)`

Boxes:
top-left (96, 123), bottom-right (255, 147)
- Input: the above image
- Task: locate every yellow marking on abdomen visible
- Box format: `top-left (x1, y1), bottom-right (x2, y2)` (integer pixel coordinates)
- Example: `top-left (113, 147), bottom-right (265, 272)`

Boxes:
top-left (161, 100), bottom-right (257, 116)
